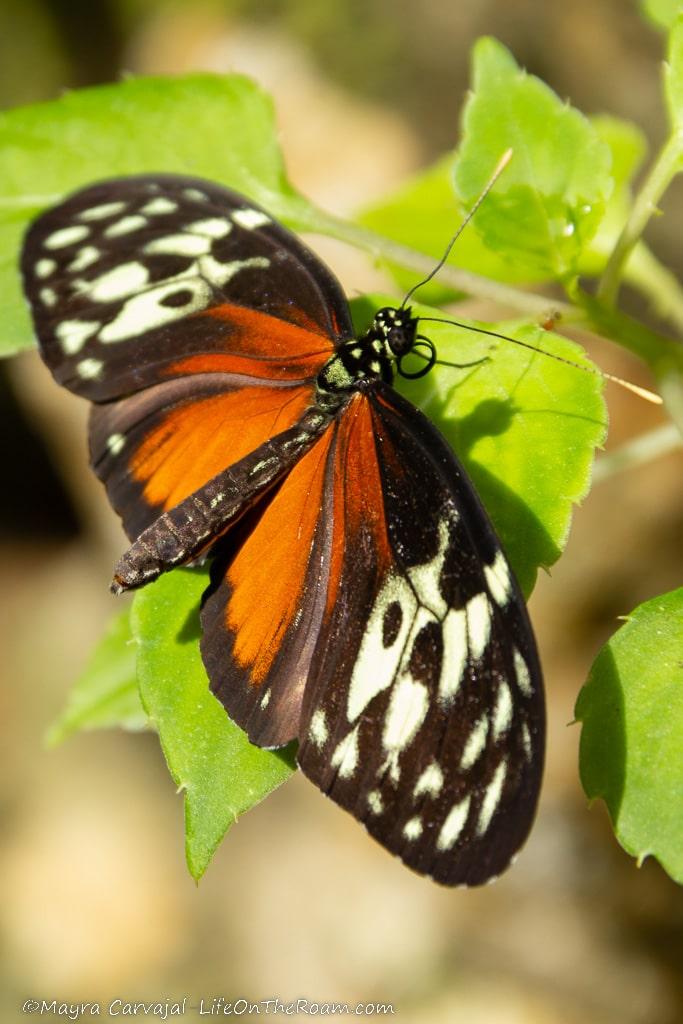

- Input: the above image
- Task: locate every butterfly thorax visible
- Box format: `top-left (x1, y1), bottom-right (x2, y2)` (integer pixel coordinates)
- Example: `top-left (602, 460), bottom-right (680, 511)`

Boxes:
top-left (316, 306), bottom-right (419, 403)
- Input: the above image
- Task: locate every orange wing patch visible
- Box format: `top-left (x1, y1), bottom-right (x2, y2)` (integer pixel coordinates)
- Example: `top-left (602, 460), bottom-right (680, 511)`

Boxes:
top-left (225, 427), bottom-right (335, 687)
top-left (324, 394), bottom-right (392, 617)
top-left (130, 384), bottom-right (314, 510)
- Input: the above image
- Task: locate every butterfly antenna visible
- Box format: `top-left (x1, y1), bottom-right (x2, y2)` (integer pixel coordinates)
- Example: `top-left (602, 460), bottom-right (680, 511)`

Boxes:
top-left (400, 148), bottom-right (513, 310)
top-left (416, 316), bottom-right (663, 405)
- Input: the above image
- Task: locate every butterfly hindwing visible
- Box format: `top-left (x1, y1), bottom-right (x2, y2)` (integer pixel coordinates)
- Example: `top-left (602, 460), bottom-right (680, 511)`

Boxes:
top-left (297, 386), bottom-right (544, 886)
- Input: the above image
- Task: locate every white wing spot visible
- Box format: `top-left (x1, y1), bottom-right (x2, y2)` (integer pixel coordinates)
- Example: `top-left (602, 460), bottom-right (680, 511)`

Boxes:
top-left (79, 262), bottom-right (149, 303)
top-left (514, 648), bottom-right (532, 697)
top-left (105, 215), bottom-right (148, 238)
top-left (477, 760), bottom-right (507, 836)
top-left (521, 722), bottom-right (532, 760)
top-left (55, 319), bottom-right (100, 355)
top-left (484, 550), bottom-right (512, 606)
top-left (308, 709), bottom-right (328, 749)
top-left (331, 726), bottom-right (359, 779)
top-left (187, 218), bottom-right (232, 239)
top-left (467, 592), bottom-right (491, 661)
top-left (413, 761), bottom-right (443, 799)
top-left (347, 572), bottom-right (416, 723)
top-left (492, 681), bottom-right (513, 740)
top-left (77, 357), bottom-right (104, 380)
top-left (79, 201), bottom-right (126, 221)
top-left (45, 225), bottom-right (90, 249)
top-left (439, 607), bottom-right (467, 705)
top-left (260, 690), bottom-right (271, 710)
top-left (98, 278), bottom-right (210, 343)
top-left (233, 208), bottom-right (270, 229)
top-left (367, 790), bottom-right (383, 815)
top-left (437, 797), bottom-right (471, 852)
top-left (182, 188), bottom-right (210, 202)
top-left (106, 433), bottom-right (125, 456)
top-left (68, 246), bottom-right (101, 272)
top-left (141, 197), bottom-right (178, 215)
top-left (144, 234), bottom-right (211, 257)
top-left (460, 714), bottom-right (488, 770)
top-left (381, 676), bottom-right (429, 784)
top-left (407, 517), bottom-right (451, 618)
top-left (40, 288), bottom-right (57, 306)
top-left (403, 816), bottom-right (423, 841)
top-left (35, 258), bottom-right (56, 278)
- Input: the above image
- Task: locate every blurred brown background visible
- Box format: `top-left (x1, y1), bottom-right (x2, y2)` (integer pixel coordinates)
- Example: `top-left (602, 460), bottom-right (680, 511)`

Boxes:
top-left (1, 1), bottom-right (682, 1022)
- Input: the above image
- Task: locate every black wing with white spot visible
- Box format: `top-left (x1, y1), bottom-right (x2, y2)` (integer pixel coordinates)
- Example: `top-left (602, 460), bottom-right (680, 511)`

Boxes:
top-left (297, 385), bottom-right (544, 887)
top-left (20, 173), bottom-right (353, 401)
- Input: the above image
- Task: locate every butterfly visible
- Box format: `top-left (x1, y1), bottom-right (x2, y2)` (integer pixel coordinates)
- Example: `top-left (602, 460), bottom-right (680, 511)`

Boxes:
top-left (21, 173), bottom-right (544, 886)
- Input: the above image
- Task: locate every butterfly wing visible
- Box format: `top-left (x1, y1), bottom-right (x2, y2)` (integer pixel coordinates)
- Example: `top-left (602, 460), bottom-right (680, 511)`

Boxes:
top-left (295, 385), bottom-right (545, 886)
top-left (21, 174), bottom-right (353, 542)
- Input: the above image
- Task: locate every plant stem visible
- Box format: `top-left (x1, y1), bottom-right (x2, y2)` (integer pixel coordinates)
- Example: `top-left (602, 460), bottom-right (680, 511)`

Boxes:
top-left (598, 133), bottom-right (683, 306)
top-left (593, 424), bottom-right (683, 482)
top-left (623, 242), bottom-right (683, 336)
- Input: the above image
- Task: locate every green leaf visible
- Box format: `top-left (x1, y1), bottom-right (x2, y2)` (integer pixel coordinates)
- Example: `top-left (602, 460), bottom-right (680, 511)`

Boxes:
top-left (454, 38), bottom-right (613, 282)
top-left (664, 15), bottom-right (683, 129)
top-left (576, 588), bottom-right (683, 884)
top-left (131, 566), bottom-right (295, 880)
top-left (358, 153), bottom-right (550, 305)
top-left (641, 0), bottom-right (683, 30)
top-left (46, 607), bottom-right (147, 745)
top-left (579, 115), bottom-right (648, 276)
top-left (351, 296), bottom-right (607, 596)
top-left (0, 72), bottom-right (319, 357)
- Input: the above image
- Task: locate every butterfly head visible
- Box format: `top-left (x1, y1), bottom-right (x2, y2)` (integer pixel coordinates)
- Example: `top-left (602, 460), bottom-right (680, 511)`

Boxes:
top-left (370, 306), bottom-right (419, 358)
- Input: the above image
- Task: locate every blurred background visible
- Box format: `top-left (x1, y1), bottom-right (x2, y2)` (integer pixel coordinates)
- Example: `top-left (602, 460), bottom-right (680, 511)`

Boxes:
top-left (1, 1), bottom-right (683, 1021)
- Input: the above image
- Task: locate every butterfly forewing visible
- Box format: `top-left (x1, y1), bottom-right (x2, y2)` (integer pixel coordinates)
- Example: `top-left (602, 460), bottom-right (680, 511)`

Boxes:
top-left (21, 174), bottom-right (352, 401)
top-left (297, 386), bottom-right (544, 886)
top-left (22, 175), bottom-right (352, 543)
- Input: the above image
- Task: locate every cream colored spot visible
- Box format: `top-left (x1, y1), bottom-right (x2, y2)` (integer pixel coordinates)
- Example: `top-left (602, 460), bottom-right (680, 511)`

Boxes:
top-left (382, 676), bottom-right (429, 755)
top-left (347, 573), bottom-right (416, 723)
top-left (367, 790), bottom-right (383, 815)
top-left (439, 607), bottom-right (467, 704)
top-left (232, 208), bottom-right (270, 229)
top-left (68, 246), bottom-right (101, 273)
top-left (77, 357), bottom-right (103, 380)
top-left (106, 433), bottom-right (125, 456)
top-left (104, 215), bottom-right (147, 237)
top-left (331, 726), bottom-right (359, 779)
top-left (56, 319), bottom-right (100, 355)
top-left (45, 225), bottom-right (90, 249)
top-left (80, 262), bottom-right (149, 302)
top-left (514, 648), bottom-right (532, 697)
top-left (484, 550), bottom-right (512, 606)
top-left (144, 234), bottom-right (211, 257)
top-left (492, 681), bottom-right (513, 740)
top-left (40, 288), bottom-right (56, 306)
top-left (437, 797), bottom-right (471, 851)
top-left (467, 593), bottom-right (491, 661)
top-left (407, 518), bottom-right (451, 618)
top-left (187, 218), bottom-right (232, 239)
top-left (79, 201), bottom-right (126, 221)
top-left (182, 188), bottom-right (209, 202)
top-left (35, 258), bottom-right (56, 278)
top-left (413, 761), bottom-right (443, 799)
top-left (260, 690), bottom-right (270, 710)
top-left (308, 709), bottom-right (328, 749)
top-left (460, 715), bottom-right (488, 770)
top-left (403, 817), bottom-right (423, 841)
top-left (477, 761), bottom-right (507, 836)
top-left (521, 722), bottom-right (532, 760)
top-left (141, 197), bottom-right (178, 215)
